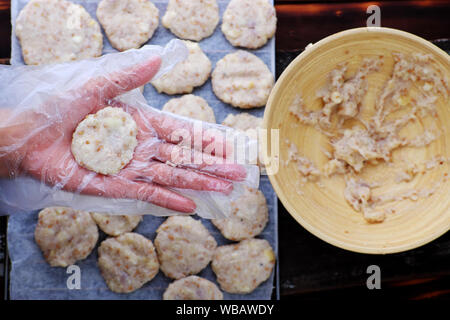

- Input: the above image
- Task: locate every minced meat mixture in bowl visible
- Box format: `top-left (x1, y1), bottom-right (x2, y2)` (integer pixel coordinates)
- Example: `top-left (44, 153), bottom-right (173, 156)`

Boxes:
top-left (264, 28), bottom-right (449, 254)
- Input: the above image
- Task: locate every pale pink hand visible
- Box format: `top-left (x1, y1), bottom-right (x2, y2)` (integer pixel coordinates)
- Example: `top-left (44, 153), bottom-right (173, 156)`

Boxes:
top-left (16, 56), bottom-right (246, 213)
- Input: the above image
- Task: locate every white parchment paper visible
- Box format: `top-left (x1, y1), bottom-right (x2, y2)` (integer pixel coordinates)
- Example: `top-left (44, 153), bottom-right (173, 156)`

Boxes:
top-left (8, 0), bottom-right (278, 300)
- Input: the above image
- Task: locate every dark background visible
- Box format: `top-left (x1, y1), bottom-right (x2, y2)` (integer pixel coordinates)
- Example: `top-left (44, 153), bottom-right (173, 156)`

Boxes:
top-left (0, 0), bottom-right (449, 300)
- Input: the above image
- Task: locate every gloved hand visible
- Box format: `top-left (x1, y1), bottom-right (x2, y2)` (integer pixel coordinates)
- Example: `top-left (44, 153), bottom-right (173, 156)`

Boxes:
top-left (0, 40), bottom-right (251, 216)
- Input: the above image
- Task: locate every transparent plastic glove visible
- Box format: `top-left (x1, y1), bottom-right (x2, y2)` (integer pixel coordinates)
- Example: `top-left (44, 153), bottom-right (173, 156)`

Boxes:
top-left (0, 40), bottom-right (258, 218)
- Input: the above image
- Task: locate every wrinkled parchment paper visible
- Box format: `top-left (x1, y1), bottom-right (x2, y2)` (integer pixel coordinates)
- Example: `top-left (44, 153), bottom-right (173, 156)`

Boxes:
top-left (8, 0), bottom-right (278, 300)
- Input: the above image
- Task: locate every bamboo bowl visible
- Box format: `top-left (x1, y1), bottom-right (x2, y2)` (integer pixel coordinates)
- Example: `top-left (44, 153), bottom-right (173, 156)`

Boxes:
top-left (264, 28), bottom-right (449, 254)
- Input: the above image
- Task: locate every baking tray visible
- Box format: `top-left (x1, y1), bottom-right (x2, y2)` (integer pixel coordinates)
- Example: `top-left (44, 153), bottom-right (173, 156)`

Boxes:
top-left (6, 0), bottom-right (278, 300)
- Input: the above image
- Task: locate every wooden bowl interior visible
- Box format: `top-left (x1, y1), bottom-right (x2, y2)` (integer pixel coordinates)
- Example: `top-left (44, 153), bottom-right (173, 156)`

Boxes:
top-left (264, 28), bottom-right (449, 254)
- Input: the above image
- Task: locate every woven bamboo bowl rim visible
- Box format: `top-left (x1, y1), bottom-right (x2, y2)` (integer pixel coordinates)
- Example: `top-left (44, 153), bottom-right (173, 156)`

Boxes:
top-left (264, 27), bottom-right (449, 254)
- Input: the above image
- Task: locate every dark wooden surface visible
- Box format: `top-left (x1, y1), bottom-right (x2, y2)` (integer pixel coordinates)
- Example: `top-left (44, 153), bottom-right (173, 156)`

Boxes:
top-left (276, 1), bottom-right (450, 51)
top-left (0, 0), bottom-right (449, 300)
top-left (274, 0), bottom-right (450, 300)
